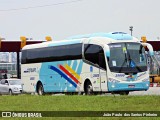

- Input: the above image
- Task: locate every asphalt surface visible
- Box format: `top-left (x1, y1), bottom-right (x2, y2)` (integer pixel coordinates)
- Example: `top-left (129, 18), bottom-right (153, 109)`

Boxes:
top-left (130, 87), bottom-right (160, 95)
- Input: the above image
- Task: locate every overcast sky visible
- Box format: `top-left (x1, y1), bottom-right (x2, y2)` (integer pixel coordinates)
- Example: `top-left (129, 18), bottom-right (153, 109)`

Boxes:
top-left (0, 0), bottom-right (159, 40)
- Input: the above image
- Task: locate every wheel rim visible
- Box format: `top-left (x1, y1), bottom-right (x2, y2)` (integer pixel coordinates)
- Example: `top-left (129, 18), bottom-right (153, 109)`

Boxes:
top-left (38, 85), bottom-right (43, 95)
top-left (87, 85), bottom-right (91, 94)
top-left (86, 83), bottom-right (93, 95)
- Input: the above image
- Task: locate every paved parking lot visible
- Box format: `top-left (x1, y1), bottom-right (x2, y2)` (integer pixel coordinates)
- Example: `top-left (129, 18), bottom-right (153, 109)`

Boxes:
top-left (130, 87), bottom-right (160, 95)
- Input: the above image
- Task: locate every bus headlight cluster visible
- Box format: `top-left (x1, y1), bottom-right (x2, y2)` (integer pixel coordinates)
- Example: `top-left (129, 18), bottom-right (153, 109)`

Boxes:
top-left (108, 78), bottom-right (120, 83)
top-left (111, 84), bottom-right (115, 88)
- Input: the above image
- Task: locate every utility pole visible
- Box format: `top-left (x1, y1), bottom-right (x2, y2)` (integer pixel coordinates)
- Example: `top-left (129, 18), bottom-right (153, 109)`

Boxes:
top-left (129, 26), bottom-right (133, 36)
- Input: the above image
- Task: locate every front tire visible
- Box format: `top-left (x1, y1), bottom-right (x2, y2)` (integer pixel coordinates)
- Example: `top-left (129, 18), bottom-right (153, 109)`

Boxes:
top-left (37, 83), bottom-right (44, 95)
top-left (85, 81), bottom-right (93, 95)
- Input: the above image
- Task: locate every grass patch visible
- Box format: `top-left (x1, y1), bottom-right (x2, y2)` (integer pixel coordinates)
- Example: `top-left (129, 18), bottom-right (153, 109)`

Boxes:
top-left (0, 95), bottom-right (160, 111)
top-left (0, 95), bottom-right (160, 119)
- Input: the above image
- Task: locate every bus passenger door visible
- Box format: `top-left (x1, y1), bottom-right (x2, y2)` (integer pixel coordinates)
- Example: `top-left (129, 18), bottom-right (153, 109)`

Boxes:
top-left (99, 53), bottom-right (108, 92)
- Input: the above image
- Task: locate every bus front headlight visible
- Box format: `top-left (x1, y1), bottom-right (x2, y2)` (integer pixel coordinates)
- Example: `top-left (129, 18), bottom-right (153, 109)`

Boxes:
top-left (142, 78), bottom-right (149, 87)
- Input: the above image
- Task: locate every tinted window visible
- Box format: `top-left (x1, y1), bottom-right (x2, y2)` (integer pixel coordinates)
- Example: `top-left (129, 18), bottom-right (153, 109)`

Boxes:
top-left (84, 44), bottom-right (106, 70)
top-left (108, 43), bottom-right (147, 73)
top-left (21, 50), bottom-right (27, 64)
top-left (21, 43), bottom-right (82, 64)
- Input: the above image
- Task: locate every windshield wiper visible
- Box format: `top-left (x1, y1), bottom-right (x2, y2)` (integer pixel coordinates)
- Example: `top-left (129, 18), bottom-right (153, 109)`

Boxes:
top-left (119, 52), bottom-right (128, 73)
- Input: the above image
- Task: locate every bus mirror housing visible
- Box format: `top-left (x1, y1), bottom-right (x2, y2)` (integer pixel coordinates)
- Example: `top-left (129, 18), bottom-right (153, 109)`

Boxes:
top-left (141, 43), bottom-right (154, 56)
top-left (20, 36), bottom-right (27, 48)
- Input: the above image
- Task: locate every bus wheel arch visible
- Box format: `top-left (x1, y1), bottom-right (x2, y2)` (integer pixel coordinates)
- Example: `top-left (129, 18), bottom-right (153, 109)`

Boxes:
top-left (36, 81), bottom-right (44, 95)
top-left (84, 79), bottom-right (93, 95)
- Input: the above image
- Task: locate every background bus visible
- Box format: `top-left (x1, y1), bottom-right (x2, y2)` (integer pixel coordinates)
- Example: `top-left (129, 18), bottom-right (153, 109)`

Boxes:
top-left (21, 32), bottom-right (153, 95)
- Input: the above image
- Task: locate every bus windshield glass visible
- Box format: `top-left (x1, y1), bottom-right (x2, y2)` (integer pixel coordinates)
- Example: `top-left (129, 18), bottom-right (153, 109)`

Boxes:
top-left (108, 43), bottom-right (147, 73)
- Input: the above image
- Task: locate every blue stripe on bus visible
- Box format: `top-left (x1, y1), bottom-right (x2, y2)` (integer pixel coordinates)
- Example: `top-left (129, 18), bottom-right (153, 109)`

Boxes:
top-left (72, 61), bottom-right (77, 71)
top-left (76, 60), bottom-right (83, 74)
top-left (67, 60), bottom-right (72, 66)
top-left (49, 65), bottom-right (77, 88)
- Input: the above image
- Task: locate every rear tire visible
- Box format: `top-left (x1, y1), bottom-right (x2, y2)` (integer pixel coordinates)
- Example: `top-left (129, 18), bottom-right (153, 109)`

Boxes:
top-left (37, 83), bottom-right (44, 95)
top-left (85, 81), bottom-right (93, 95)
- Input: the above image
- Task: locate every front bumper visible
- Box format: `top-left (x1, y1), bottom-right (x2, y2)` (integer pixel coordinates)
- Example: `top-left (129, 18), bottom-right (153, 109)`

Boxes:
top-left (108, 81), bottom-right (150, 92)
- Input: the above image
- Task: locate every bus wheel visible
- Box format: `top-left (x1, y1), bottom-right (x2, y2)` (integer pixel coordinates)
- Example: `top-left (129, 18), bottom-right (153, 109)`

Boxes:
top-left (37, 83), bottom-right (44, 95)
top-left (120, 91), bottom-right (129, 95)
top-left (85, 81), bottom-right (93, 95)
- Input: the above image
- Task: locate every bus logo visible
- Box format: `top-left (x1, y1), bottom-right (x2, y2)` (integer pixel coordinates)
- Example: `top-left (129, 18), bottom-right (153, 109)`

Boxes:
top-left (127, 75), bottom-right (134, 79)
top-left (115, 74), bottom-right (125, 77)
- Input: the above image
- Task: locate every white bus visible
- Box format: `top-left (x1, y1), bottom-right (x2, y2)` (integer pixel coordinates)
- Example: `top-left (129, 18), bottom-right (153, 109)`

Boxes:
top-left (21, 32), bottom-right (153, 95)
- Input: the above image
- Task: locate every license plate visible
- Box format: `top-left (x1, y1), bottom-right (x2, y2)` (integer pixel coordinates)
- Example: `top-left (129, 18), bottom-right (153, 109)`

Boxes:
top-left (128, 85), bottom-right (135, 88)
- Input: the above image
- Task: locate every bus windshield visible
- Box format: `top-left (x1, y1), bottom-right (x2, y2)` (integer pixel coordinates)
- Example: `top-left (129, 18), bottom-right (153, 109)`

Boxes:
top-left (108, 43), bottom-right (147, 73)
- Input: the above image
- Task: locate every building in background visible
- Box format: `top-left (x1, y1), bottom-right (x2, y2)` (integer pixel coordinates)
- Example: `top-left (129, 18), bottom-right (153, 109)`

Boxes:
top-left (0, 52), bottom-right (17, 63)
top-left (0, 52), bottom-right (18, 78)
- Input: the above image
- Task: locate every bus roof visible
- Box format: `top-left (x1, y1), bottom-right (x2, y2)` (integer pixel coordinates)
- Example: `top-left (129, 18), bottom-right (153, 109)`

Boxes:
top-left (22, 32), bottom-right (137, 50)
top-left (68, 32), bottom-right (133, 40)
top-left (22, 39), bottom-right (83, 50)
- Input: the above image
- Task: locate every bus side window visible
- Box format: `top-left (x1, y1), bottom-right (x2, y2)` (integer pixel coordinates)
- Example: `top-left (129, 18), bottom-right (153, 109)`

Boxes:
top-left (21, 43), bottom-right (82, 64)
top-left (84, 44), bottom-right (99, 65)
top-left (84, 44), bottom-right (106, 70)
top-left (99, 53), bottom-right (106, 70)
top-left (21, 50), bottom-right (27, 64)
